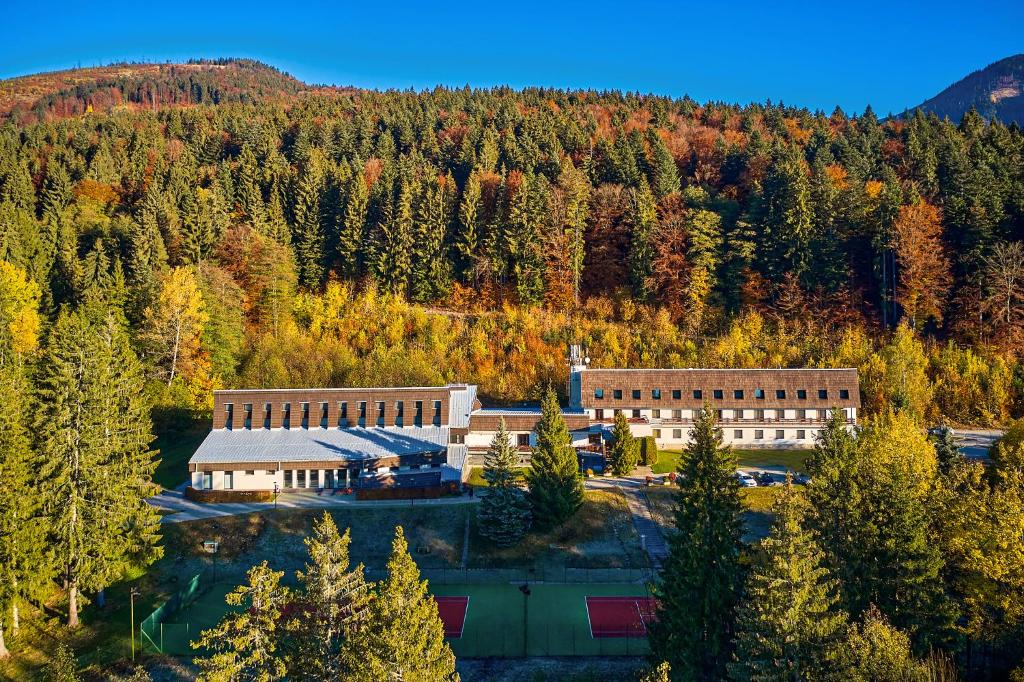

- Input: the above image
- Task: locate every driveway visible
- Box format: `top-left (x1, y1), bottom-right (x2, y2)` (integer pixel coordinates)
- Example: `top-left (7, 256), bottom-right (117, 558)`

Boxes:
top-left (148, 489), bottom-right (480, 524)
top-left (955, 429), bottom-right (1003, 459)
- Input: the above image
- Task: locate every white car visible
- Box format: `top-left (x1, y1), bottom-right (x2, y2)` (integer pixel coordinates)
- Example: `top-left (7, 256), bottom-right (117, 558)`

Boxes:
top-left (736, 471), bottom-right (758, 488)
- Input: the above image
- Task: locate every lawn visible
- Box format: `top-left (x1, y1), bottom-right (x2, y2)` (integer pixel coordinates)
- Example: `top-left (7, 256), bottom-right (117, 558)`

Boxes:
top-left (644, 485), bottom-right (785, 543)
top-left (152, 419), bottom-right (210, 490)
top-left (465, 466), bottom-right (529, 487)
top-left (651, 448), bottom-right (809, 475)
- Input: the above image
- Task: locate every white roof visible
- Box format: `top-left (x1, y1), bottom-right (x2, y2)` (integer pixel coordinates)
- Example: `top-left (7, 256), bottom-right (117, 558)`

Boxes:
top-left (188, 426), bottom-right (449, 464)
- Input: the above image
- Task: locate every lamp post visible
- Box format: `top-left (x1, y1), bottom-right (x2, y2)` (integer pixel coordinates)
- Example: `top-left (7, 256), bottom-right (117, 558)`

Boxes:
top-left (273, 481), bottom-right (279, 510)
top-left (130, 586), bottom-right (141, 661)
top-left (518, 583), bottom-right (531, 657)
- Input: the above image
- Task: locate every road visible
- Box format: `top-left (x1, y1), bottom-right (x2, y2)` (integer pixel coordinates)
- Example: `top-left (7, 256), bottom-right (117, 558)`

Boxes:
top-left (955, 429), bottom-right (1003, 459)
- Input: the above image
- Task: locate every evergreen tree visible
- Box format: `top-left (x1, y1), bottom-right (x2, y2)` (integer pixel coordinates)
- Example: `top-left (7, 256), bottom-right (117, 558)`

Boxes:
top-left (455, 169), bottom-right (482, 282)
top-left (627, 181), bottom-right (659, 300)
top-left (526, 387), bottom-right (583, 529)
top-left (292, 157), bottom-right (327, 288)
top-left (477, 419), bottom-right (531, 547)
top-left (411, 173), bottom-right (455, 302)
top-left (930, 425), bottom-right (962, 474)
top-left (729, 482), bottom-right (846, 682)
top-left (649, 407), bottom-right (744, 681)
top-left (286, 512), bottom-right (372, 681)
top-left (194, 562), bottom-right (289, 682)
top-left (37, 302), bottom-right (162, 626)
top-left (342, 527), bottom-right (458, 682)
top-left (759, 144), bottom-right (814, 286)
top-left (648, 128), bottom-right (680, 199)
top-left (338, 172), bottom-right (369, 279)
top-left (609, 411), bottom-right (640, 476)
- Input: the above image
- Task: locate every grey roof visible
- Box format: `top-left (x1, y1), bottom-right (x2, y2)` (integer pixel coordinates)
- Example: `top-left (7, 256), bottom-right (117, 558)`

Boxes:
top-left (473, 406), bottom-right (587, 415)
top-left (448, 385), bottom-right (476, 429)
top-left (189, 426), bottom-right (449, 464)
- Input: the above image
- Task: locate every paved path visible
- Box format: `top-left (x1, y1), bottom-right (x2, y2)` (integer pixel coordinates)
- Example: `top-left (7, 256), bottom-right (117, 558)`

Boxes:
top-left (585, 475), bottom-right (668, 568)
top-left (148, 489), bottom-right (480, 524)
top-left (956, 429), bottom-right (1003, 460)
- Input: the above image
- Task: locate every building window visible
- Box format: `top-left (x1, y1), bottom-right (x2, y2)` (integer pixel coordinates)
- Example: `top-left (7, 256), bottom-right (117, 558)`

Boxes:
top-left (797, 429), bottom-right (806, 440)
top-left (672, 409), bottom-right (682, 419)
top-left (224, 403), bottom-right (234, 429)
top-left (775, 430), bottom-right (785, 440)
top-left (652, 409), bottom-right (661, 419)
top-left (818, 389), bottom-right (828, 399)
top-left (358, 402), bottom-right (367, 427)
top-left (284, 470), bottom-right (293, 488)
top-left (264, 403), bottom-right (272, 429)
top-left (693, 389), bottom-right (703, 399)
top-left (614, 409), bottom-right (621, 416)
top-left (734, 390), bottom-right (744, 399)
top-left (414, 400), bottom-right (423, 427)
top-left (652, 389), bottom-right (661, 400)
top-left (754, 389), bottom-right (764, 399)
top-left (395, 401), bottom-right (404, 427)
top-left (203, 471), bottom-right (213, 489)
top-left (734, 429), bottom-right (743, 439)
top-left (755, 429), bottom-right (764, 439)
top-left (339, 402), bottom-right (348, 427)
top-left (839, 389), bottom-right (850, 399)
top-left (672, 389), bottom-right (682, 399)
top-left (433, 400), bottom-right (442, 426)
top-left (613, 389), bottom-right (623, 399)
top-left (297, 470), bottom-right (307, 488)
top-left (319, 402), bottom-right (329, 428)
top-left (282, 403), bottom-right (291, 429)
top-left (516, 433), bottom-right (530, 447)
top-left (797, 390), bottom-right (807, 400)
top-left (224, 471), bottom-right (234, 490)
top-left (595, 408), bottom-right (604, 420)
top-left (776, 390), bottom-right (786, 399)
top-left (242, 403), bottom-right (252, 429)
top-left (716, 409), bottom-right (724, 419)
top-left (300, 402), bottom-right (310, 429)
top-left (632, 389), bottom-right (641, 400)
top-left (376, 401), bottom-right (386, 427)
top-left (450, 432), bottom-right (465, 444)
top-left (245, 470), bottom-right (255, 476)
top-left (310, 470), bottom-right (320, 488)
top-left (632, 409), bottom-right (641, 418)
top-left (266, 469), bottom-right (275, 476)
top-left (713, 389), bottom-right (723, 400)
top-left (653, 428), bottom-right (661, 438)
top-left (672, 429), bottom-right (682, 439)
top-left (594, 388), bottom-right (604, 399)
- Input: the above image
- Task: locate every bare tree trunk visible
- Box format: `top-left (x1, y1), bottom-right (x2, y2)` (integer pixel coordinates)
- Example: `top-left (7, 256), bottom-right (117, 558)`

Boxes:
top-left (68, 580), bottom-right (79, 628)
top-left (0, 624), bottom-right (9, 659)
top-left (11, 601), bottom-right (18, 634)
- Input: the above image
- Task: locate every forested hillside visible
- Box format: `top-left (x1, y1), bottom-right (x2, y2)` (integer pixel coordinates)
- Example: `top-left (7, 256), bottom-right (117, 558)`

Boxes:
top-left (1, 63), bottom-right (1023, 423)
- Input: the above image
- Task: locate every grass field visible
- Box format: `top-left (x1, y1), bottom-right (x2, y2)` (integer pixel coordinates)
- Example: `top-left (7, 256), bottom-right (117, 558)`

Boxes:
top-left (651, 448), bottom-right (809, 475)
top-left (644, 485), bottom-right (785, 542)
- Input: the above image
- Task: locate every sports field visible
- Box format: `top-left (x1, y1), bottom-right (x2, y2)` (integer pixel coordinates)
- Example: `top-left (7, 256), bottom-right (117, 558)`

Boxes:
top-left (143, 581), bottom-right (653, 658)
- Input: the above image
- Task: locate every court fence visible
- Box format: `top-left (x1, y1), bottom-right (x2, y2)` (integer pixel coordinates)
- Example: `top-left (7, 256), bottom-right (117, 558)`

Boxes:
top-left (139, 566), bottom-right (230, 656)
top-left (367, 566), bottom-right (658, 585)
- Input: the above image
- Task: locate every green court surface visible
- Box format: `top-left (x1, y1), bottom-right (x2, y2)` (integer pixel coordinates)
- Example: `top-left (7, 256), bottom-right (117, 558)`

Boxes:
top-left (143, 581), bottom-right (652, 658)
top-left (432, 582), bottom-right (652, 657)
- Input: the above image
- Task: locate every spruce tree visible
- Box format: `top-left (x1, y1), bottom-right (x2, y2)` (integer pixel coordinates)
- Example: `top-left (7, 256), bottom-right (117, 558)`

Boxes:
top-left (729, 482), bottom-right (846, 681)
top-left (342, 527), bottom-right (458, 681)
top-left (649, 407), bottom-right (744, 680)
top-left (338, 172), bottom-right (369, 279)
top-left (37, 301), bottom-right (162, 627)
top-left (477, 419), bottom-right (531, 547)
top-left (609, 411), bottom-right (640, 476)
top-left (526, 387), bottom-right (583, 529)
top-left (194, 562), bottom-right (289, 682)
top-left (286, 512), bottom-right (372, 680)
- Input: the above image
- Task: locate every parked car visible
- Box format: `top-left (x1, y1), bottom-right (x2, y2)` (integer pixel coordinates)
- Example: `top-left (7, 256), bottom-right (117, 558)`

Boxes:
top-left (736, 471), bottom-right (758, 487)
top-left (755, 471), bottom-right (776, 487)
top-left (792, 473), bottom-right (811, 486)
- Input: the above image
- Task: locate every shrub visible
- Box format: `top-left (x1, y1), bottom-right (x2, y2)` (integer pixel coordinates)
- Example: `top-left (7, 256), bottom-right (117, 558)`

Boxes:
top-left (355, 485), bottom-right (447, 501)
top-left (640, 436), bottom-right (659, 466)
top-left (184, 487), bottom-right (273, 503)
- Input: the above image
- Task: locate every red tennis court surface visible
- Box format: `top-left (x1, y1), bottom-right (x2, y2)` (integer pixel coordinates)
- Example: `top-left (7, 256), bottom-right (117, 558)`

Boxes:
top-left (585, 596), bottom-right (658, 638)
top-left (435, 596), bottom-right (469, 638)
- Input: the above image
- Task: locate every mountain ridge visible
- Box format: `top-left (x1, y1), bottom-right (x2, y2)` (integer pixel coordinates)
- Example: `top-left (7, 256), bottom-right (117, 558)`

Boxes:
top-left (907, 54), bottom-right (1024, 124)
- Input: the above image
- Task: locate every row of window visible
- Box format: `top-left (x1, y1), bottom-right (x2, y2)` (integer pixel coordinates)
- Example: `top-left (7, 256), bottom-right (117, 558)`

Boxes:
top-left (202, 465), bottom-right (434, 490)
top-left (651, 428), bottom-right (810, 440)
top-left (593, 387), bottom-right (849, 401)
top-left (595, 407), bottom-right (834, 420)
top-left (224, 399), bottom-right (443, 430)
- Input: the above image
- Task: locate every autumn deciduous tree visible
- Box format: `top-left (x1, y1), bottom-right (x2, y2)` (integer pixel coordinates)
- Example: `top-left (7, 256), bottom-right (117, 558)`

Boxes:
top-left (892, 201), bottom-right (951, 328)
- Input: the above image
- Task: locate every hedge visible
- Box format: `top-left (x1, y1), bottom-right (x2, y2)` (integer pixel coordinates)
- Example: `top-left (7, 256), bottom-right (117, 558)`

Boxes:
top-left (184, 487), bottom-right (274, 503)
top-left (640, 436), bottom-right (659, 467)
top-left (355, 482), bottom-right (459, 501)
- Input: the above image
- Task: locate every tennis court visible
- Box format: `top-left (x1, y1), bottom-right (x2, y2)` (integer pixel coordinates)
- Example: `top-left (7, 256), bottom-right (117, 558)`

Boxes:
top-left (585, 596), bottom-right (658, 637)
top-left (435, 596), bottom-right (469, 638)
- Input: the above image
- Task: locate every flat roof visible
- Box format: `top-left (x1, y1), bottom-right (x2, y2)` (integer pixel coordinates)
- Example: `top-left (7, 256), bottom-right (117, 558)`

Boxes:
top-left (188, 425), bottom-right (449, 464)
top-left (213, 384), bottom-right (472, 395)
top-left (577, 367), bottom-right (858, 373)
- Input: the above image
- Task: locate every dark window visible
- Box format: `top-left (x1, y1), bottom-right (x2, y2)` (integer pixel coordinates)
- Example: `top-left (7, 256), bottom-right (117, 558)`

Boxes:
top-left (734, 429), bottom-right (743, 439)
top-left (395, 401), bottom-right (404, 427)
top-left (713, 389), bottom-right (724, 400)
top-left (339, 401), bottom-right (348, 427)
top-left (310, 470), bottom-right (320, 488)
top-left (224, 471), bottom-right (233, 490)
top-left (797, 429), bottom-right (807, 439)
top-left (755, 429), bottom-right (764, 439)
top-left (693, 389), bottom-right (703, 399)
top-left (516, 433), bottom-right (530, 447)
top-left (224, 403), bottom-right (234, 429)
top-left (818, 389), bottom-right (828, 399)
top-left (282, 403), bottom-right (291, 429)
top-left (376, 401), bottom-right (386, 427)
top-left (776, 390), bottom-right (786, 399)
top-left (595, 408), bottom-right (604, 420)
top-left (613, 389), bottom-right (623, 400)
top-left (672, 389), bottom-right (682, 399)
top-left (734, 390), bottom-right (744, 399)
top-left (652, 389), bottom-right (661, 400)
top-left (754, 389), bottom-right (765, 399)
top-left (613, 409), bottom-right (621, 416)
top-left (775, 430), bottom-right (785, 440)
top-left (297, 470), bottom-right (306, 488)
top-left (414, 400), bottom-right (423, 427)
top-left (797, 390), bottom-right (807, 400)
top-left (839, 389), bottom-right (850, 399)
top-left (243, 403), bottom-right (252, 429)
top-left (284, 470), bottom-right (292, 487)
top-left (632, 409), bottom-right (641, 418)
top-left (264, 403), bottom-right (272, 429)
top-left (632, 389), bottom-right (641, 400)
top-left (358, 401), bottom-right (366, 427)
top-left (319, 402), bottom-right (328, 428)
top-left (594, 388), bottom-right (604, 399)
top-left (300, 402), bottom-right (309, 429)
top-left (203, 471), bottom-right (213, 489)
top-left (433, 400), bottom-right (442, 426)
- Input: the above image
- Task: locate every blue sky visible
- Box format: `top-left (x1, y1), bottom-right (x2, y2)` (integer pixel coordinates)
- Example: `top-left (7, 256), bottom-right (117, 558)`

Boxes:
top-left (2, 0), bottom-right (1021, 115)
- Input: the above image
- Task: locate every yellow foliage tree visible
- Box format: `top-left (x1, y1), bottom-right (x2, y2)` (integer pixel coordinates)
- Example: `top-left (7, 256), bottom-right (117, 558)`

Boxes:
top-left (142, 266), bottom-right (209, 389)
top-left (0, 260), bottom-right (41, 361)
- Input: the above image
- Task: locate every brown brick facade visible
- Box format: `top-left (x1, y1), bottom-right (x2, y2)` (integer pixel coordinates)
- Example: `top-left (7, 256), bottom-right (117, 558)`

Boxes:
top-left (469, 411), bottom-right (591, 432)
